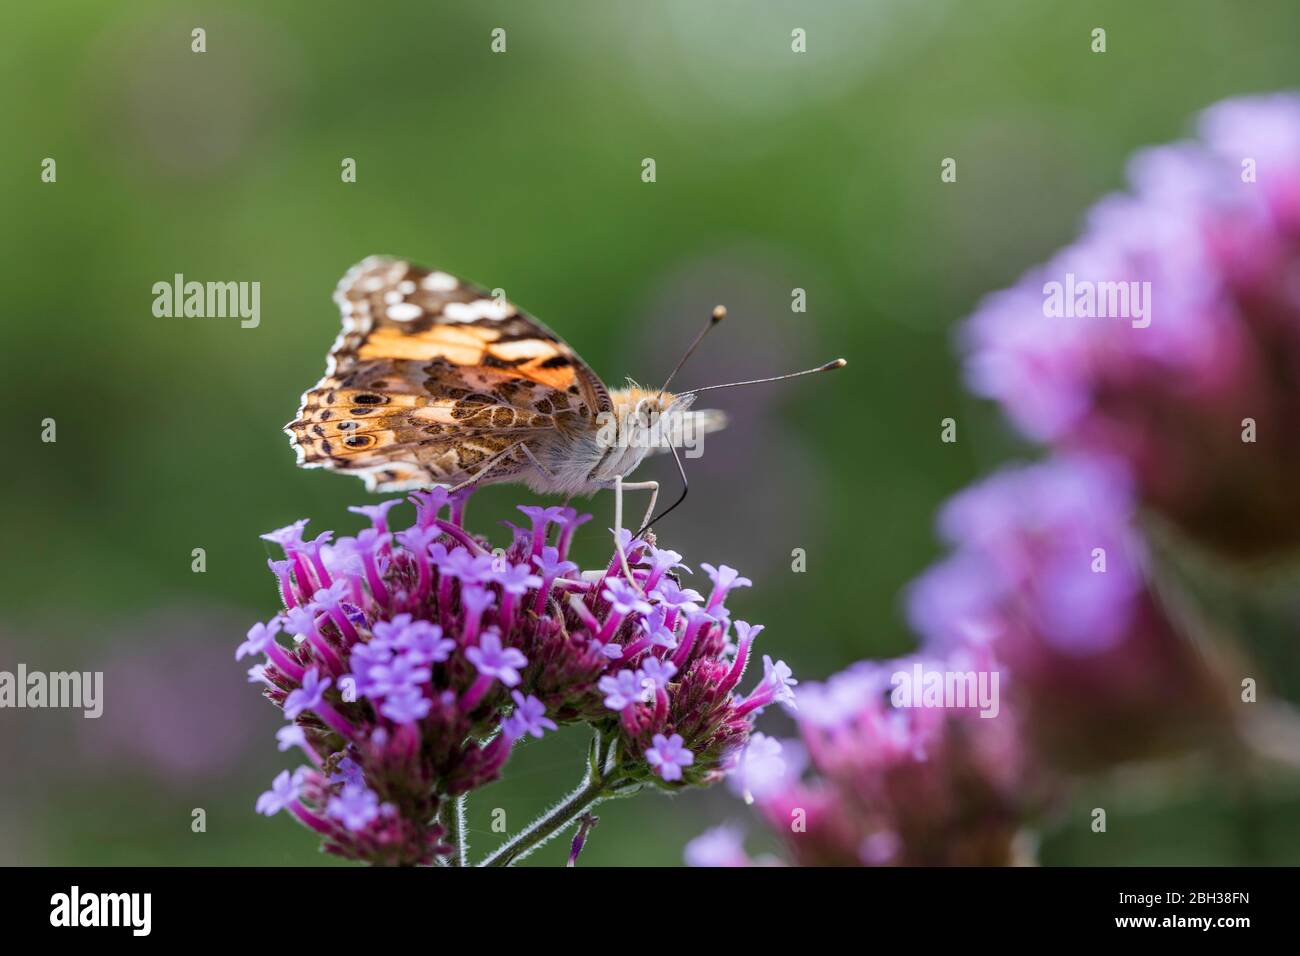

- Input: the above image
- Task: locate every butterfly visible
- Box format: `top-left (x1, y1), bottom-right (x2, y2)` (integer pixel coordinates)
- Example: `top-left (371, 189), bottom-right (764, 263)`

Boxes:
top-left (287, 256), bottom-right (844, 533)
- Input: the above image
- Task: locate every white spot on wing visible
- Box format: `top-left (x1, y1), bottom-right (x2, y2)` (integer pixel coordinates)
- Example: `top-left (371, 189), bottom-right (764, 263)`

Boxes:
top-left (444, 299), bottom-right (514, 322)
top-left (494, 339), bottom-right (555, 361)
top-left (387, 302), bottom-right (424, 322)
top-left (423, 271), bottom-right (458, 291)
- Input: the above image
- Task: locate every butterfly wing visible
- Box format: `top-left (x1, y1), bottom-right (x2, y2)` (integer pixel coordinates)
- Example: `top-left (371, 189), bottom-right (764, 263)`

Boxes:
top-left (287, 256), bottom-right (611, 492)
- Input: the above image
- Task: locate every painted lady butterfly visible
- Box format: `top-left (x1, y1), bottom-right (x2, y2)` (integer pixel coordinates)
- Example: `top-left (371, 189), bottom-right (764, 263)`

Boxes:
top-left (287, 256), bottom-right (843, 535)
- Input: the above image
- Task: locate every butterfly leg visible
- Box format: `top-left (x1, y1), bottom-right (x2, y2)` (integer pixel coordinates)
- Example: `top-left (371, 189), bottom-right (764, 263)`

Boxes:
top-left (517, 443), bottom-right (557, 482)
top-left (611, 474), bottom-right (636, 586)
top-left (518, 444), bottom-right (578, 509)
top-left (624, 481), bottom-right (659, 536)
top-left (609, 476), bottom-right (659, 592)
top-left (447, 443), bottom-right (523, 493)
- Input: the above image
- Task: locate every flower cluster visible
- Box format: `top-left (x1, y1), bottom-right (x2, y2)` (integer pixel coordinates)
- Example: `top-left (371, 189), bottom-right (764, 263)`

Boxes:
top-left (962, 93), bottom-right (1300, 559)
top-left (688, 96), bottom-right (1276, 868)
top-left (689, 459), bottom-right (1240, 867)
top-left (906, 457), bottom-right (1236, 771)
top-left (240, 488), bottom-right (791, 865)
top-left (688, 646), bottom-right (1048, 867)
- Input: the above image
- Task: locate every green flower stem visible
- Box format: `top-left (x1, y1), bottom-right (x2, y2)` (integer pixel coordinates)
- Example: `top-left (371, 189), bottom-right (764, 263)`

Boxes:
top-left (446, 793), bottom-right (468, 867)
top-left (478, 729), bottom-right (633, 867)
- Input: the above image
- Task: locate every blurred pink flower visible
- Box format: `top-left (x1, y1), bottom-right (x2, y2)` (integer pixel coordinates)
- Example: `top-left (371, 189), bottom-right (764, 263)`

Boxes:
top-left (907, 458), bottom-right (1238, 771)
top-left (962, 93), bottom-right (1300, 558)
top-left (690, 646), bottom-right (1049, 867)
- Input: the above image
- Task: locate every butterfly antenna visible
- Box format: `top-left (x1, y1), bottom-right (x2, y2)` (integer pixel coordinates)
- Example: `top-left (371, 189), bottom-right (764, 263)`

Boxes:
top-left (637, 442), bottom-right (689, 537)
top-left (638, 359), bottom-right (845, 535)
top-left (657, 305), bottom-right (727, 401)
top-left (637, 359), bottom-right (845, 535)
top-left (683, 358), bottom-right (847, 396)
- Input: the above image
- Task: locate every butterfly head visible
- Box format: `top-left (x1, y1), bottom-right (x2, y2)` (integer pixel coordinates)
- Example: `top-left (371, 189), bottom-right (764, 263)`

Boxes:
top-left (607, 386), bottom-right (695, 444)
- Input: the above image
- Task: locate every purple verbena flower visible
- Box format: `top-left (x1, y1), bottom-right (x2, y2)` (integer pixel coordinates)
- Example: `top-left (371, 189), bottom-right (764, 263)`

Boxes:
top-left (256, 769), bottom-right (303, 816)
top-left (326, 783), bottom-right (383, 832)
top-left (700, 563), bottom-right (751, 611)
top-left (236, 618), bottom-right (278, 661)
top-left (244, 489), bottom-right (781, 863)
top-left (284, 667), bottom-right (330, 719)
top-left (638, 656), bottom-right (677, 691)
top-left (599, 669), bottom-right (647, 711)
top-left (329, 756), bottom-right (365, 788)
top-left (502, 691), bottom-right (558, 740)
top-left (380, 687), bottom-right (433, 724)
top-left (465, 630), bottom-right (527, 687)
top-left (645, 733), bottom-right (694, 782)
top-left (348, 499), bottom-right (403, 534)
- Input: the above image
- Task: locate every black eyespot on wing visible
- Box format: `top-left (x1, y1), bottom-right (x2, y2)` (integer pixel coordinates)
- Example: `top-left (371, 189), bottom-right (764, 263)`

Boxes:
top-left (538, 355), bottom-right (571, 370)
top-left (353, 394), bottom-right (386, 405)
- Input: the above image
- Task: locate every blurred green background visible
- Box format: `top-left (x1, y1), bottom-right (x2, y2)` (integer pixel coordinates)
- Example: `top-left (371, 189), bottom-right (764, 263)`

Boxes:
top-left (3, 0), bottom-right (1299, 865)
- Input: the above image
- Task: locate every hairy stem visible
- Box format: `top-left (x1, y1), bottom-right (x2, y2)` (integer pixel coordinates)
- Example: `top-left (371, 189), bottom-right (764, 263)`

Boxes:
top-left (478, 729), bottom-right (630, 867)
top-left (446, 793), bottom-right (468, 867)
top-left (479, 776), bottom-right (609, 867)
